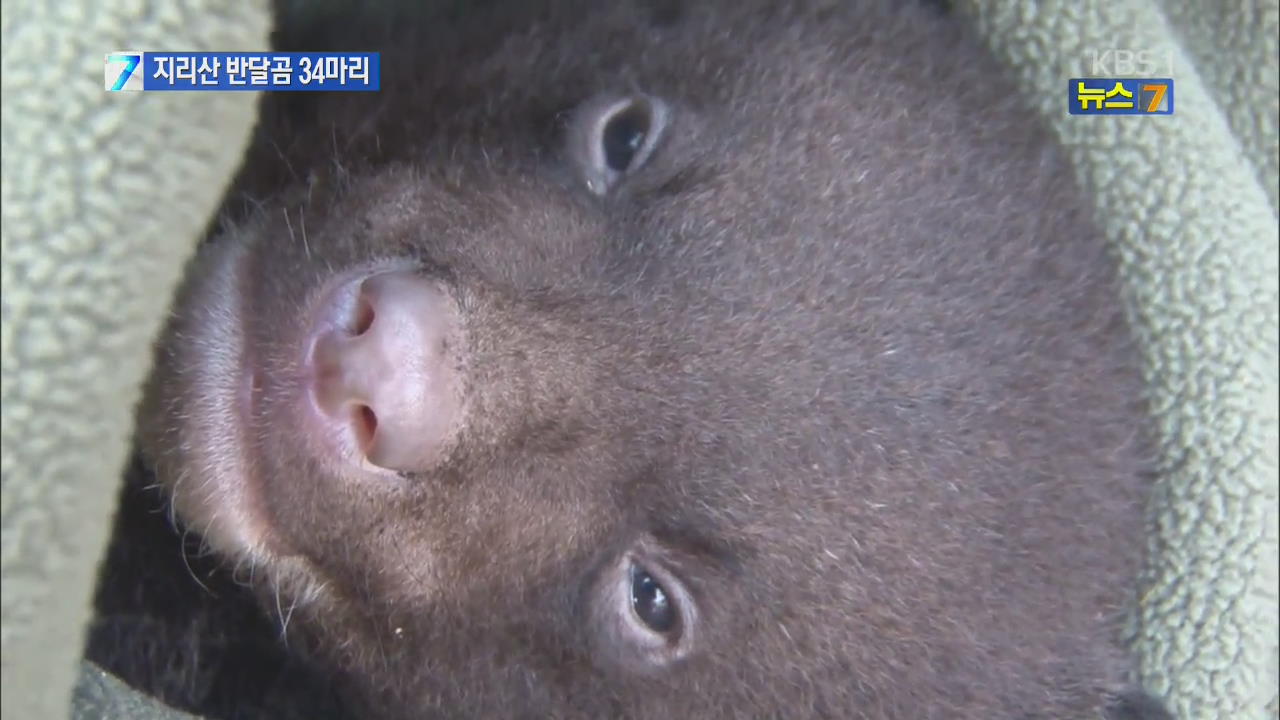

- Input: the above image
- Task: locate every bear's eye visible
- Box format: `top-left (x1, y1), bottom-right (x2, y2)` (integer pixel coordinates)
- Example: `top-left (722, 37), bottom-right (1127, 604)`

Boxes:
top-left (629, 563), bottom-right (676, 633)
top-left (567, 93), bottom-right (670, 196)
top-left (594, 549), bottom-right (696, 671)
top-left (602, 103), bottom-right (652, 173)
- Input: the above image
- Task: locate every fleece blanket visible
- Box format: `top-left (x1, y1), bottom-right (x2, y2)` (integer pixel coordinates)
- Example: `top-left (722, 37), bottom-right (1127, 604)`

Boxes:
top-left (0, 1), bottom-right (1275, 719)
top-left (0, 1), bottom-right (270, 719)
top-left (950, 2), bottom-right (1279, 718)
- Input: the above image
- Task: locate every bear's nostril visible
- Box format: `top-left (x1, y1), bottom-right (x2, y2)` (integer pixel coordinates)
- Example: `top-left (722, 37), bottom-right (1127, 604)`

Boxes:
top-left (353, 295), bottom-right (376, 336)
top-left (353, 404), bottom-right (378, 452)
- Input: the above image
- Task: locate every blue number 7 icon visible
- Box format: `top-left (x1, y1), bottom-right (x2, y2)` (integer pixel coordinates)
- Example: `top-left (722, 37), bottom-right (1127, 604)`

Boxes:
top-left (106, 53), bottom-right (141, 91)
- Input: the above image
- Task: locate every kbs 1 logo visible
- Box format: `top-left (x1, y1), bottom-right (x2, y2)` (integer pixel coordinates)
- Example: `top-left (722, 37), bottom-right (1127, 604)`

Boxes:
top-left (105, 51), bottom-right (381, 92)
top-left (1069, 48), bottom-right (1174, 116)
top-left (1068, 78), bottom-right (1174, 116)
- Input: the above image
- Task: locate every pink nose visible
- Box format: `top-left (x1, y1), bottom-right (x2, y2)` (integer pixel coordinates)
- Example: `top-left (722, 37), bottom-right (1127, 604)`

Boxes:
top-left (306, 271), bottom-right (461, 473)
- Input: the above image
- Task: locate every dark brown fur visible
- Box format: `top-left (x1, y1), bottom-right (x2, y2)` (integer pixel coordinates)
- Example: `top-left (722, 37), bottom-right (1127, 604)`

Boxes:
top-left (93, 1), bottom-right (1171, 718)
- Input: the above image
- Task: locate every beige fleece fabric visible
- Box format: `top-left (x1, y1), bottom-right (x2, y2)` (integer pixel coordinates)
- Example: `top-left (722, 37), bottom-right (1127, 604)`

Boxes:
top-left (0, 2), bottom-right (269, 719)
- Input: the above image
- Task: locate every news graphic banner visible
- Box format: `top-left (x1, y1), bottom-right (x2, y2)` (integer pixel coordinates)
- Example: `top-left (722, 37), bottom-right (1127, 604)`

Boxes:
top-left (1068, 78), bottom-right (1174, 115)
top-left (105, 52), bottom-right (380, 91)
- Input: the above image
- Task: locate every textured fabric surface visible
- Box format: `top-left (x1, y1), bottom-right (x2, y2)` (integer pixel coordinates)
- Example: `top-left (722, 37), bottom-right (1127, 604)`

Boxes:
top-left (72, 662), bottom-right (201, 720)
top-left (952, 1), bottom-right (1280, 718)
top-left (0, 2), bottom-right (269, 719)
top-left (0, 1), bottom-right (1275, 719)
top-left (1159, 0), bottom-right (1280, 212)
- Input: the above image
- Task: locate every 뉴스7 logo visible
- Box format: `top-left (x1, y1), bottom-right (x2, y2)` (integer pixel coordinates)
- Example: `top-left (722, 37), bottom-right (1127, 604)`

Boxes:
top-left (105, 52), bottom-right (143, 91)
top-left (1139, 82), bottom-right (1167, 113)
